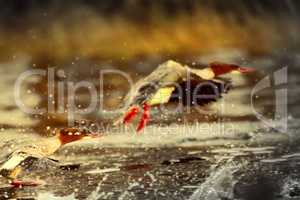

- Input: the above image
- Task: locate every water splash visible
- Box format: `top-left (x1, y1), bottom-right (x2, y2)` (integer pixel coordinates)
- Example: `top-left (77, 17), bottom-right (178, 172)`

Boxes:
top-left (86, 175), bottom-right (109, 200)
top-left (279, 177), bottom-right (300, 199)
top-left (189, 160), bottom-right (245, 200)
top-left (37, 192), bottom-right (76, 200)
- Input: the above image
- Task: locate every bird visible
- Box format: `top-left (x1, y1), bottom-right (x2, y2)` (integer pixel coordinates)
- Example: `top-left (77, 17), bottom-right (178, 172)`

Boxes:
top-left (0, 128), bottom-right (99, 188)
top-left (115, 60), bottom-right (255, 132)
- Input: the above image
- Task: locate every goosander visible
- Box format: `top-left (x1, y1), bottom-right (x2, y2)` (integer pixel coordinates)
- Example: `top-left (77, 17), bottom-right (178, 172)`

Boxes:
top-left (0, 128), bottom-right (98, 187)
top-left (116, 60), bottom-right (255, 132)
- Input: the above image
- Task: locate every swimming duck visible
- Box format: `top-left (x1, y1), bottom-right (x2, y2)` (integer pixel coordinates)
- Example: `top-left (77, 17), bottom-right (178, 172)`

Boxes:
top-left (0, 128), bottom-right (98, 187)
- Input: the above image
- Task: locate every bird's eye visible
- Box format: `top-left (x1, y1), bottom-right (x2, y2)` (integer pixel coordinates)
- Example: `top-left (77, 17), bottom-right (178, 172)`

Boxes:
top-left (74, 132), bottom-right (80, 135)
top-left (68, 132), bottom-right (73, 135)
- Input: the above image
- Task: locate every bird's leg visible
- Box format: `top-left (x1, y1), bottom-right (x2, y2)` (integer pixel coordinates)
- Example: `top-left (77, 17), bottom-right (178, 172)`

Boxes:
top-left (137, 103), bottom-right (150, 132)
top-left (7, 167), bottom-right (40, 188)
top-left (123, 106), bottom-right (139, 125)
top-left (10, 179), bottom-right (40, 188)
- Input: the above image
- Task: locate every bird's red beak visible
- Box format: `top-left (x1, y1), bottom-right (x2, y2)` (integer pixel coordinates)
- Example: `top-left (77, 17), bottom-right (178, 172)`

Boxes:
top-left (237, 66), bottom-right (256, 73)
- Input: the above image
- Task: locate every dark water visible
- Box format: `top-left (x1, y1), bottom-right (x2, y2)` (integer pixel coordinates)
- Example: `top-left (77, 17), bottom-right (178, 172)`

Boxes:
top-left (0, 50), bottom-right (300, 200)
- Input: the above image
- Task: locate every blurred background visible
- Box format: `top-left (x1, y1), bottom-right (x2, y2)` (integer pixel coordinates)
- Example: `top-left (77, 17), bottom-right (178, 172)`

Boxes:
top-left (1, 1), bottom-right (300, 199)
top-left (0, 0), bottom-right (299, 62)
top-left (0, 0), bottom-right (298, 134)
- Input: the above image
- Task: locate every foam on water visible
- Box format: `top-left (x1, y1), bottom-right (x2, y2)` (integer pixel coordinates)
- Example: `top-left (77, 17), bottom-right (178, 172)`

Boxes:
top-left (189, 160), bottom-right (244, 200)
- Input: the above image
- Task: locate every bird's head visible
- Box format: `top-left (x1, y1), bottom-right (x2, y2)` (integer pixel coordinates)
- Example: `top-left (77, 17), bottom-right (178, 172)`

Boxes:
top-left (210, 62), bottom-right (255, 76)
top-left (58, 128), bottom-right (98, 145)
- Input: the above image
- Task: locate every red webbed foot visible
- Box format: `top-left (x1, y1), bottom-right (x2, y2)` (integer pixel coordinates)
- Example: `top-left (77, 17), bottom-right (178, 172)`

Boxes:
top-left (123, 106), bottom-right (139, 125)
top-left (122, 103), bottom-right (150, 132)
top-left (136, 103), bottom-right (150, 132)
top-left (10, 179), bottom-right (41, 188)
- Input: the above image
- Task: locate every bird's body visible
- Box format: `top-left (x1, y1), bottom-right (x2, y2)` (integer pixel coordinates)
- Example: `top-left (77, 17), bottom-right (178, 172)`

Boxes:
top-left (0, 128), bottom-right (97, 187)
top-left (0, 137), bottom-right (61, 178)
top-left (123, 60), bottom-right (187, 107)
top-left (117, 60), bottom-right (255, 131)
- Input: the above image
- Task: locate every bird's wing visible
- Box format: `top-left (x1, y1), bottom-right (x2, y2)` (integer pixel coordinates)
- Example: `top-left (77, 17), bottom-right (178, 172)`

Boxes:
top-left (0, 148), bottom-right (59, 179)
top-left (198, 77), bottom-right (232, 105)
top-left (0, 151), bottom-right (28, 173)
top-left (175, 77), bottom-right (232, 106)
top-left (123, 60), bottom-right (187, 107)
top-left (147, 86), bottom-right (176, 106)
top-left (0, 151), bottom-right (41, 178)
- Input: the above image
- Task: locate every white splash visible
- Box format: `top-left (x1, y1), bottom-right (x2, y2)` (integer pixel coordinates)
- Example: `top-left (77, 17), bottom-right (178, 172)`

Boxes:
top-left (189, 160), bottom-right (244, 200)
top-left (37, 192), bottom-right (76, 200)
